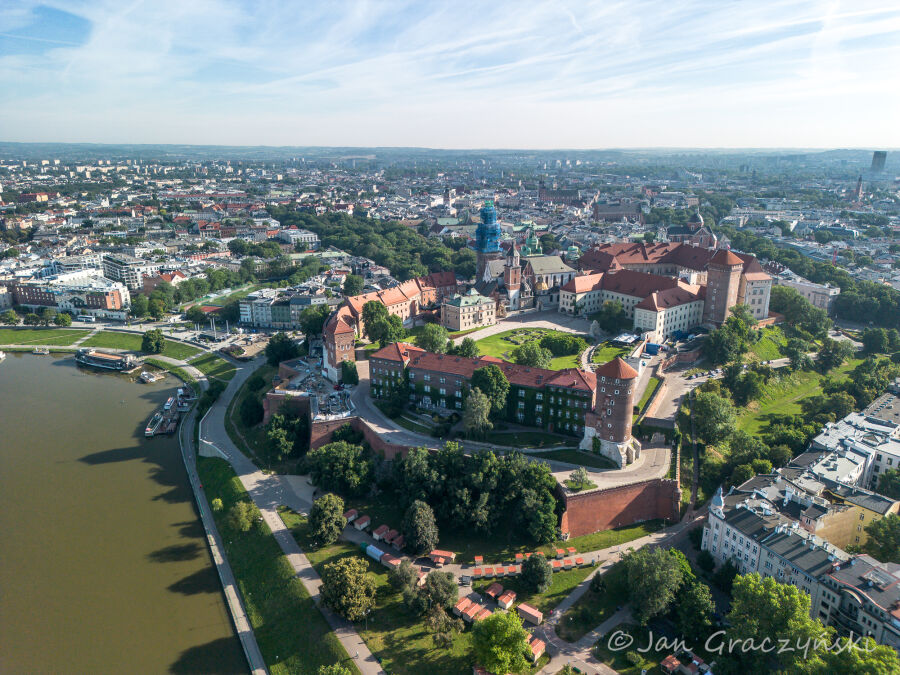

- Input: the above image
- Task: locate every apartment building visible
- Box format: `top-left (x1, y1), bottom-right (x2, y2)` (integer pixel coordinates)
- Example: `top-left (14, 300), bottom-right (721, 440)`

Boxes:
top-left (13, 272), bottom-right (130, 319)
top-left (101, 253), bottom-right (159, 290)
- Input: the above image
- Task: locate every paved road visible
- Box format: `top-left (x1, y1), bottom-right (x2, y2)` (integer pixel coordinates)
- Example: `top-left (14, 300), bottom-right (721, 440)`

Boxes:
top-left (200, 360), bottom-right (385, 675)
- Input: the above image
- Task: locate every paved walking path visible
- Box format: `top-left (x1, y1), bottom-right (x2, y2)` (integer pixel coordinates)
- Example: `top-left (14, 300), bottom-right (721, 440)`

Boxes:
top-left (201, 361), bottom-right (384, 675)
top-left (72, 325), bottom-right (102, 345)
top-left (178, 397), bottom-right (268, 675)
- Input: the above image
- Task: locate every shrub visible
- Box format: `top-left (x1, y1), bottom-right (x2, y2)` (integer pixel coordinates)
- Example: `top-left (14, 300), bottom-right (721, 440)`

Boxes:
top-left (239, 395), bottom-right (264, 427)
top-left (697, 550), bottom-right (715, 573)
top-left (246, 373), bottom-right (266, 391)
top-left (625, 651), bottom-right (641, 666)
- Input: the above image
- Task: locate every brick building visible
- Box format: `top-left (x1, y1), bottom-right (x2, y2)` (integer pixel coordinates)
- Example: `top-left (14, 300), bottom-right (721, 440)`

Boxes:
top-left (579, 358), bottom-right (640, 467)
top-left (368, 342), bottom-right (598, 436)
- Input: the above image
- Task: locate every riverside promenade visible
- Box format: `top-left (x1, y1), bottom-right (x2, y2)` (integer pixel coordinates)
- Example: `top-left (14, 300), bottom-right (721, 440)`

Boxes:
top-left (177, 375), bottom-right (268, 675)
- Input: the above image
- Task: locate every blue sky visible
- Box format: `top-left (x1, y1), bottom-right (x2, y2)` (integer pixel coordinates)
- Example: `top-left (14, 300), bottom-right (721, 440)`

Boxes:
top-left (1, 0), bottom-right (899, 148)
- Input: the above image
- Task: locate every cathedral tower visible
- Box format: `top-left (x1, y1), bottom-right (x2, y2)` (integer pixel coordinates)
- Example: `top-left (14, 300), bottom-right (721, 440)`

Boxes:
top-left (475, 200), bottom-right (502, 278)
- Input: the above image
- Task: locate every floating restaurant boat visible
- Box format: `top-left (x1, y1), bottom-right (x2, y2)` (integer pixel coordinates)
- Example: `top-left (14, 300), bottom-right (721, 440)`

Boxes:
top-left (32, 347), bottom-right (50, 355)
top-left (145, 412), bottom-right (164, 437)
top-left (163, 396), bottom-right (175, 411)
top-left (75, 348), bottom-right (137, 371)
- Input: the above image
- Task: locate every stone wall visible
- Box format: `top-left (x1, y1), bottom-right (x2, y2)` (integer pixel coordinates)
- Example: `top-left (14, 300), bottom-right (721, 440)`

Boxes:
top-left (309, 415), bottom-right (411, 460)
top-left (559, 478), bottom-right (680, 538)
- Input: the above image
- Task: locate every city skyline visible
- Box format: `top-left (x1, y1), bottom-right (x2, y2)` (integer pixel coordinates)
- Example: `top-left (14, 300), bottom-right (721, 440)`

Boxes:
top-left (1, 0), bottom-right (900, 148)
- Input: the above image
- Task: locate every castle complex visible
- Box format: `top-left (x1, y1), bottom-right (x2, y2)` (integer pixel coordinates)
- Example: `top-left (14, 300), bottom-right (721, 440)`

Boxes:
top-left (566, 241), bottom-right (773, 339)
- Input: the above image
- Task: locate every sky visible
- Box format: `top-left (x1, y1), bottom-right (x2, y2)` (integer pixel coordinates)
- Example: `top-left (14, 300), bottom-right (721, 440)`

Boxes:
top-left (1, 0), bottom-right (899, 149)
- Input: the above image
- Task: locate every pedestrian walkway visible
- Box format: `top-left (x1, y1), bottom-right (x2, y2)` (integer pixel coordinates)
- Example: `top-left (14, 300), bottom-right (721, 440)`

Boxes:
top-left (200, 362), bottom-right (384, 675)
top-left (72, 325), bottom-right (102, 346)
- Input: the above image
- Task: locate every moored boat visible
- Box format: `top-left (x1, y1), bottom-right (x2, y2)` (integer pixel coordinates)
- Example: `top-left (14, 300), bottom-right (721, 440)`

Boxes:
top-left (32, 347), bottom-right (50, 355)
top-left (139, 371), bottom-right (160, 383)
top-left (144, 412), bottom-right (164, 437)
top-left (0, 350), bottom-right (6, 361)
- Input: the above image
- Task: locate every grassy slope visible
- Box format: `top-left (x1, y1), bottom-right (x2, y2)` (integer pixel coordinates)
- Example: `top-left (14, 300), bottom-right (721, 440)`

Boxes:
top-left (80, 330), bottom-right (203, 360)
top-left (224, 363), bottom-right (278, 468)
top-left (190, 352), bottom-right (237, 381)
top-left (737, 358), bottom-right (862, 435)
top-left (555, 585), bottom-right (621, 642)
top-left (0, 328), bottom-right (91, 345)
top-left (486, 431), bottom-right (571, 448)
top-left (592, 343), bottom-right (631, 364)
top-left (748, 326), bottom-right (787, 361)
top-left (635, 376), bottom-right (661, 414)
top-left (197, 458), bottom-right (358, 675)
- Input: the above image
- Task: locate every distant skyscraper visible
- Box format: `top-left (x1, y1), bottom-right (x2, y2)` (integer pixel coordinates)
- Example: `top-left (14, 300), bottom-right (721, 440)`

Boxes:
top-left (475, 199), bottom-right (502, 278)
top-left (871, 151), bottom-right (887, 173)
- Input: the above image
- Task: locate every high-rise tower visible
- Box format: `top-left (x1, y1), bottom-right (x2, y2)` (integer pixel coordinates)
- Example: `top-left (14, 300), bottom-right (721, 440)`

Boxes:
top-left (475, 200), bottom-right (502, 278)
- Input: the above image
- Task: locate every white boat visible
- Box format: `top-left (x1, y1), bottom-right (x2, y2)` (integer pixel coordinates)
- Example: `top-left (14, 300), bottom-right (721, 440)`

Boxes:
top-left (163, 396), bottom-right (175, 411)
top-left (145, 412), bottom-right (164, 437)
top-left (0, 351), bottom-right (6, 361)
top-left (139, 371), bottom-right (161, 383)
top-left (32, 347), bottom-right (50, 355)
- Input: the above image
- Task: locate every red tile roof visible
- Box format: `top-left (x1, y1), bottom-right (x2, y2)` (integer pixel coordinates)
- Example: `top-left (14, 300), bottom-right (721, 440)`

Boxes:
top-left (710, 248), bottom-right (744, 267)
top-left (594, 357), bottom-right (638, 380)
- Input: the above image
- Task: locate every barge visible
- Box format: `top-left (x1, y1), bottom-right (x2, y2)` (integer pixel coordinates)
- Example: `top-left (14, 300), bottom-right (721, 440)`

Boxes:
top-left (76, 348), bottom-right (138, 371)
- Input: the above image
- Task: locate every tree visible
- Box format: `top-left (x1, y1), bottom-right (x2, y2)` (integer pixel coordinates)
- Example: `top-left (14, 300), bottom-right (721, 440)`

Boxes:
top-left (405, 570), bottom-right (457, 615)
top-left (298, 304), bottom-right (330, 336)
top-left (141, 328), bottom-right (165, 354)
top-left (729, 463), bottom-right (755, 487)
top-left (0, 309), bottom-right (19, 325)
top-left (361, 301), bottom-right (388, 338)
top-left (39, 306), bottom-right (55, 325)
top-left (472, 610), bottom-right (529, 675)
top-left (227, 238), bottom-right (249, 256)
top-left (818, 636), bottom-right (900, 674)
top-left (369, 314), bottom-right (406, 347)
top-left (595, 300), bottom-right (626, 332)
top-left (309, 494), bottom-right (347, 547)
top-left (306, 441), bottom-right (373, 496)
top-left (862, 514), bottom-right (900, 563)
top-left (343, 274), bottom-right (364, 297)
top-left (471, 364), bottom-right (509, 417)
top-left (388, 558), bottom-right (419, 592)
top-left (722, 574), bottom-right (833, 674)
top-left (227, 500), bottom-right (261, 533)
top-left (317, 665), bottom-right (352, 675)
top-left (266, 426), bottom-right (294, 461)
top-left (712, 559), bottom-right (738, 592)
top-left (53, 312), bottom-right (72, 327)
top-left (417, 323), bottom-right (449, 353)
top-left (784, 337), bottom-right (813, 371)
top-left (696, 549), bottom-right (715, 573)
top-left (569, 466), bottom-right (590, 489)
top-left (320, 557), bottom-right (376, 621)
top-left (675, 579), bottom-right (714, 639)
top-left (691, 391), bottom-right (736, 447)
top-left (23, 312), bottom-right (41, 325)
top-left (185, 305), bottom-right (207, 324)
top-left (512, 340), bottom-right (552, 368)
top-left (130, 294), bottom-right (148, 318)
top-left (621, 546), bottom-right (687, 624)
top-left (211, 497), bottom-right (224, 512)
top-left (862, 327), bottom-right (889, 354)
top-left (521, 551), bottom-right (552, 592)
top-left (239, 395), bottom-right (264, 427)
top-left (463, 387), bottom-right (493, 438)
top-left (402, 500), bottom-right (439, 555)
top-left (817, 337), bottom-right (853, 372)
top-left (265, 331), bottom-right (300, 366)
top-left (878, 469), bottom-right (900, 501)
top-left (451, 336), bottom-right (479, 358)
top-left (425, 605), bottom-right (464, 649)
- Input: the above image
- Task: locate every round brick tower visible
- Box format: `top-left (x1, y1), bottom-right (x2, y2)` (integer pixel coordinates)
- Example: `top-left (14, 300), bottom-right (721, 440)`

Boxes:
top-left (703, 249), bottom-right (744, 327)
top-left (580, 357), bottom-right (640, 467)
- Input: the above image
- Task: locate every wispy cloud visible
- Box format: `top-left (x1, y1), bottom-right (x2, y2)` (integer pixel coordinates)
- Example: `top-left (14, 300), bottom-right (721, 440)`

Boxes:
top-left (0, 0), bottom-right (898, 147)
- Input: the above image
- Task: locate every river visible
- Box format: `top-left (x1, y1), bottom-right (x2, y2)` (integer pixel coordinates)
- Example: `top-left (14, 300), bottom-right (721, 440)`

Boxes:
top-left (0, 353), bottom-right (245, 673)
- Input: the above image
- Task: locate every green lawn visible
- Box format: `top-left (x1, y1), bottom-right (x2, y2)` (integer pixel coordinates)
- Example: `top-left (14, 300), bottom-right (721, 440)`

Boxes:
top-left (592, 343), bottom-right (631, 364)
top-left (737, 358), bottom-right (862, 435)
top-left (487, 431), bottom-right (571, 448)
top-left (473, 564), bottom-right (596, 616)
top-left (555, 584), bottom-right (622, 642)
top-left (565, 478), bottom-right (598, 492)
top-left (475, 328), bottom-right (588, 371)
top-left (0, 328), bottom-right (91, 345)
top-left (224, 363), bottom-right (280, 469)
top-left (80, 330), bottom-right (203, 360)
top-left (530, 449), bottom-right (618, 470)
top-left (748, 326), bottom-right (787, 361)
top-left (592, 622), bottom-right (666, 674)
top-left (635, 376), bottom-right (661, 415)
top-left (197, 458), bottom-right (358, 675)
top-left (191, 284), bottom-right (261, 308)
top-left (189, 352), bottom-right (237, 381)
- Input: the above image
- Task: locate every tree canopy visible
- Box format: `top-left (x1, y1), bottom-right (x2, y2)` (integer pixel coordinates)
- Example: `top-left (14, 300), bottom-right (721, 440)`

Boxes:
top-left (320, 557), bottom-right (376, 622)
top-left (471, 364), bottom-right (509, 417)
top-left (472, 610), bottom-right (530, 675)
top-left (309, 493), bottom-right (346, 547)
top-left (306, 441), bottom-right (373, 497)
top-left (402, 500), bottom-right (439, 555)
top-left (265, 331), bottom-right (301, 366)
